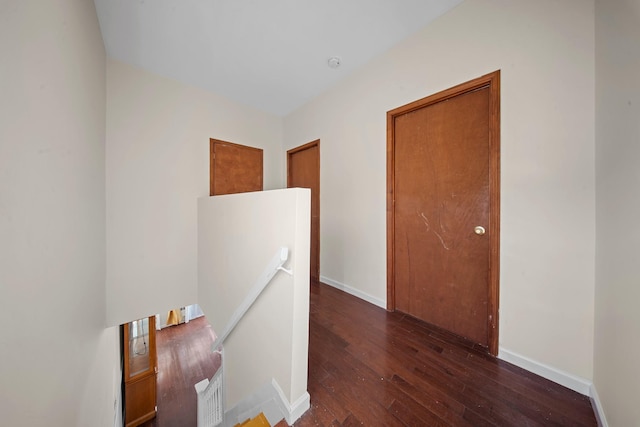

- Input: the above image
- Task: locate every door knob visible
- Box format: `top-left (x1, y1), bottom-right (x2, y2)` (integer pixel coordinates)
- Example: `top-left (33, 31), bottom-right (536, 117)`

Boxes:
top-left (474, 226), bottom-right (486, 235)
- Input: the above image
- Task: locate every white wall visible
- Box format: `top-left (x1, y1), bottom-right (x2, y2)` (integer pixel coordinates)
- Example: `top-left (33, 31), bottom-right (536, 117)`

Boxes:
top-left (0, 1), bottom-right (120, 426)
top-left (284, 0), bottom-right (596, 381)
top-left (594, 0), bottom-right (640, 424)
top-left (106, 60), bottom-right (284, 326)
top-left (198, 189), bottom-right (310, 411)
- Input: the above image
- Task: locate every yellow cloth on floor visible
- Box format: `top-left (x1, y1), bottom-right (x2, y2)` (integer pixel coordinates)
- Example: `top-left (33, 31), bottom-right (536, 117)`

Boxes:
top-left (166, 309), bottom-right (180, 326)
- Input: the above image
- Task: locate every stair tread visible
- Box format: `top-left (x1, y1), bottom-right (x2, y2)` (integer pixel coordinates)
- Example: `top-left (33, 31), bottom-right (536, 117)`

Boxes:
top-left (235, 412), bottom-right (271, 427)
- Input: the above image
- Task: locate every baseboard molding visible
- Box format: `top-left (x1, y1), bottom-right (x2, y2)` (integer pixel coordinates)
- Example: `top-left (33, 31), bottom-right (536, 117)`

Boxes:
top-left (320, 276), bottom-right (386, 309)
top-left (589, 383), bottom-right (609, 427)
top-left (500, 346), bottom-right (610, 424)
top-left (224, 380), bottom-right (274, 427)
top-left (498, 347), bottom-right (592, 396)
top-left (224, 378), bottom-right (309, 427)
top-left (270, 378), bottom-right (310, 425)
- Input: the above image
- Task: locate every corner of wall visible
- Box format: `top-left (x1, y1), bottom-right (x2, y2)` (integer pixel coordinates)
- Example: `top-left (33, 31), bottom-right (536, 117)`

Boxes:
top-left (589, 383), bottom-right (609, 427)
top-left (319, 276), bottom-right (386, 309)
top-left (498, 347), bottom-right (592, 396)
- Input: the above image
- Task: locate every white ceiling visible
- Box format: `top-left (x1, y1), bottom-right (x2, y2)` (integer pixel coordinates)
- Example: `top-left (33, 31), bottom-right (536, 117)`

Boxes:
top-left (94, 0), bottom-right (463, 116)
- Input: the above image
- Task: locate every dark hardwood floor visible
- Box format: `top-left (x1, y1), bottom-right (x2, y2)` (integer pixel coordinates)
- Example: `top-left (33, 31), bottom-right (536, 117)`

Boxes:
top-left (136, 283), bottom-right (596, 427)
top-left (140, 316), bottom-right (220, 427)
top-left (293, 281), bottom-right (597, 426)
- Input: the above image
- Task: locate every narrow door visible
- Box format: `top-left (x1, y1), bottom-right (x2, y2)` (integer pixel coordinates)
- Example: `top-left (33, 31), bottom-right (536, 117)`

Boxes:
top-left (387, 71), bottom-right (500, 354)
top-left (287, 140), bottom-right (320, 282)
top-left (123, 316), bottom-right (158, 427)
top-left (210, 138), bottom-right (263, 196)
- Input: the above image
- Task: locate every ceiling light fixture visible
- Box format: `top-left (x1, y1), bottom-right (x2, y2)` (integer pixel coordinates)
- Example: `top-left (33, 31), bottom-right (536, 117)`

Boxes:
top-left (327, 56), bottom-right (341, 69)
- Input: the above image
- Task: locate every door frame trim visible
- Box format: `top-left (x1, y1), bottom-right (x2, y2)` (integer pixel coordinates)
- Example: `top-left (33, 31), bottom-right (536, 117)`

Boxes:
top-left (287, 139), bottom-right (320, 281)
top-left (386, 71), bottom-right (501, 355)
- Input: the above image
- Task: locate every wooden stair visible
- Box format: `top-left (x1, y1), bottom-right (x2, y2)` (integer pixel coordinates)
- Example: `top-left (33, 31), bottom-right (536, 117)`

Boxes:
top-left (235, 412), bottom-right (271, 427)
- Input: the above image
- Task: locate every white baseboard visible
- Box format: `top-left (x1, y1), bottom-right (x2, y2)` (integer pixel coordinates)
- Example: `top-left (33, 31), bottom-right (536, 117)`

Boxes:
top-left (498, 348), bottom-right (609, 425)
top-left (270, 378), bottom-right (310, 425)
top-left (589, 383), bottom-right (609, 427)
top-left (224, 380), bottom-right (274, 427)
top-left (320, 276), bottom-right (386, 309)
top-left (224, 378), bottom-right (309, 427)
top-left (498, 347), bottom-right (592, 395)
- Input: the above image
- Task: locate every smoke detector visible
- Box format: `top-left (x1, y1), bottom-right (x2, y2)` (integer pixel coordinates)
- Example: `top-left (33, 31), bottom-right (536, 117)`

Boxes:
top-left (327, 56), bottom-right (341, 69)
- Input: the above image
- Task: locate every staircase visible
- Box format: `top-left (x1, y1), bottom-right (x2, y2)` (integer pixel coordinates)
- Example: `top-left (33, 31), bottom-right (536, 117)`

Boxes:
top-left (235, 412), bottom-right (270, 427)
top-left (235, 412), bottom-right (289, 427)
top-left (195, 248), bottom-right (296, 427)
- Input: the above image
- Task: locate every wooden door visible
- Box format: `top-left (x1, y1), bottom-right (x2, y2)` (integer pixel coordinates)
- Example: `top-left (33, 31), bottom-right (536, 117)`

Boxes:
top-left (210, 138), bottom-right (263, 196)
top-left (287, 140), bottom-right (320, 281)
top-left (123, 316), bottom-right (157, 427)
top-left (387, 71), bottom-right (500, 354)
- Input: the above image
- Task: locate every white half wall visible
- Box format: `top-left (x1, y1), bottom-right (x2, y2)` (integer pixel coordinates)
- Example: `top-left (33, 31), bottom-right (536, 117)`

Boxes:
top-left (594, 0), bottom-right (640, 425)
top-left (106, 60), bottom-right (284, 326)
top-left (0, 1), bottom-right (120, 426)
top-left (198, 188), bottom-right (310, 411)
top-left (284, 0), bottom-right (596, 380)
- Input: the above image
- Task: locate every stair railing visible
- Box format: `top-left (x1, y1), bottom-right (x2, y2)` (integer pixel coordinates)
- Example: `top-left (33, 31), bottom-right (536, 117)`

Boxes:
top-left (195, 247), bottom-right (293, 427)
